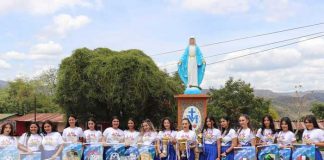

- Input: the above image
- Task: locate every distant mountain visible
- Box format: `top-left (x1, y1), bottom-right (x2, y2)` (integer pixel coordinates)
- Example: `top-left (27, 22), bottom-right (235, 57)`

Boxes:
top-left (254, 89), bottom-right (324, 119)
top-left (204, 88), bottom-right (324, 120)
top-left (0, 80), bottom-right (8, 88)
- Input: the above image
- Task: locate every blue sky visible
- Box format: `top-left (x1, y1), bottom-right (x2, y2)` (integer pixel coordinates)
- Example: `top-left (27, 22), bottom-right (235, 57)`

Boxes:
top-left (1, 0), bottom-right (324, 91)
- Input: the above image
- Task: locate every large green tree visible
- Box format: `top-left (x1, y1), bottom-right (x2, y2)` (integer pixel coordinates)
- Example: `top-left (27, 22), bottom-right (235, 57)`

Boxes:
top-left (56, 48), bottom-right (183, 128)
top-left (208, 77), bottom-right (271, 128)
top-left (310, 102), bottom-right (324, 119)
top-left (0, 75), bottom-right (61, 114)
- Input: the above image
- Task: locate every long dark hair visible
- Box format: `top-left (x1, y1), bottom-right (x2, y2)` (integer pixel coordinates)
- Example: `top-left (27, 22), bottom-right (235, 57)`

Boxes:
top-left (202, 116), bottom-right (217, 133)
top-left (261, 115), bottom-right (276, 135)
top-left (161, 117), bottom-right (175, 131)
top-left (87, 117), bottom-right (98, 131)
top-left (238, 114), bottom-right (252, 134)
top-left (280, 117), bottom-right (293, 132)
top-left (42, 120), bottom-right (57, 135)
top-left (0, 122), bottom-right (14, 136)
top-left (182, 118), bottom-right (192, 130)
top-left (304, 115), bottom-right (320, 130)
top-left (127, 118), bottom-right (137, 130)
top-left (26, 122), bottom-right (41, 136)
top-left (65, 114), bottom-right (79, 128)
top-left (220, 116), bottom-right (232, 136)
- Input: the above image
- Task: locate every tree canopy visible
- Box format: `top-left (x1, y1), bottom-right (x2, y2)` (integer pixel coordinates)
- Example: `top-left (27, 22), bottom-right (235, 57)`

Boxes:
top-left (0, 69), bottom-right (61, 114)
top-left (310, 102), bottom-right (324, 119)
top-left (208, 77), bottom-right (271, 128)
top-left (56, 48), bottom-right (183, 127)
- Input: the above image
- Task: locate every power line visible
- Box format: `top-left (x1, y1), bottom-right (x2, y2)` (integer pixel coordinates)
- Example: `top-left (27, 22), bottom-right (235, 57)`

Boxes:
top-left (207, 34), bottom-right (324, 65)
top-left (150, 22), bottom-right (324, 57)
top-left (206, 31), bottom-right (324, 59)
top-left (160, 31), bottom-right (324, 68)
top-left (166, 34), bottom-right (324, 74)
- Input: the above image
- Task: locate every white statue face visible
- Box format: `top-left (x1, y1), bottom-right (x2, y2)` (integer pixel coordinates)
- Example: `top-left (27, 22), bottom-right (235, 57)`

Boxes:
top-left (189, 38), bottom-right (196, 45)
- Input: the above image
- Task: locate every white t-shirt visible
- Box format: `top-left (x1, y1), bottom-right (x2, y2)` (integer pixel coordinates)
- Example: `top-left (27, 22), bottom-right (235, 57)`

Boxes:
top-left (42, 132), bottom-right (63, 151)
top-left (237, 128), bottom-right (255, 146)
top-left (62, 127), bottom-right (84, 143)
top-left (158, 130), bottom-right (177, 140)
top-left (302, 128), bottom-right (324, 144)
top-left (202, 128), bottom-right (221, 144)
top-left (141, 131), bottom-right (157, 146)
top-left (0, 135), bottom-right (17, 146)
top-left (19, 133), bottom-right (43, 151)
top-left (124, 130), bottom-right (140, 146)
top-left (277, 131), bottom-right (296, 146)
top-left (176, 130), bottom-right (197, 145)
top-left (256, 128), bottom-right (277, 145)
top-left (84, 130), bottom-right (102, 143)
top-left (221, 129), bottom-right (237, 146)
top-left (103, 127), bottom-right (124, 143)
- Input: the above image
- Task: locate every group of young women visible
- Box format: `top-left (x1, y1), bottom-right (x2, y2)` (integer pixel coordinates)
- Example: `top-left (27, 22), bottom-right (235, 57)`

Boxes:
top-left (0, 114), bottom-right (323, 160)
top-left (197, 114), bottom-right (324, 160)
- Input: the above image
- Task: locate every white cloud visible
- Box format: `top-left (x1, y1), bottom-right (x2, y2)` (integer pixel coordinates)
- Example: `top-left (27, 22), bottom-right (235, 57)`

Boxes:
top-left (30, 41), bottom-right (63, 56)
top-left (171, 0), bottom-right (301, 22)
top-left (228, 48), bottom-right (302, 72)
top-left (260, 0), bottom-right (301, 22)
top-left (0, 0), bottom-right (102, 15)
top-left (198, 37), bottom-right (324, 91)
top-left (0, 1), bottom-right (16, 15)
top-left (29, 41), bottom-right (63, 60)
top-left (31, 64), bottom-right (57, 78)
top-left (298, 38), bottom-right (324, 58)
top-left (53, 14), bottom-right (91, 36)
top-left (304, 58), bottom-right (324, 68)
top-left (0, 59), bottom-right (11, 69)
top-left (202, 59), bottom-right (324, 91)
top-left (176, 0), bottom-right (252, 15)
top-left (39, 14), bottom-right (91, 39)
top-left (157, 60), bottom-right (178, 74)
top-left (2, 41), bottom-right (63, 61)
top-left (3, 51), bottom-right (27, 60)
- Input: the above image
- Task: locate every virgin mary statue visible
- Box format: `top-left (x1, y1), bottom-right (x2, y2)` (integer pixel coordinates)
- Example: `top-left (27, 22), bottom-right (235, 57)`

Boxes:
top-left (178, 37), bottom-right (206, 94)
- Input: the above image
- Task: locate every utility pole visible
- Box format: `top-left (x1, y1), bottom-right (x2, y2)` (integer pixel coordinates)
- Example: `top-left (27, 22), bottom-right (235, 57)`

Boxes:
top-left (294, 84), bottom-right (305, 138)
top-left (34, 95), bottom-right (36, 122)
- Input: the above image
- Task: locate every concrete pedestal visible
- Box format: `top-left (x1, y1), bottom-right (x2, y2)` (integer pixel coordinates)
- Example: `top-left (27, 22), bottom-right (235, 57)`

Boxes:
top-left (175, 94), bottom-right (209, 131)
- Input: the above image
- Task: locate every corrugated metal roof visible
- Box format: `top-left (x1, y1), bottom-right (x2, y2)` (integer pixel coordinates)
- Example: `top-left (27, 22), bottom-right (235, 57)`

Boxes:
top-left (274, 120), bottom-right (324, 130)
top-left (9, 113), bottom-right (64, 122)
top-left (0, 113), bottom-right (17, 120)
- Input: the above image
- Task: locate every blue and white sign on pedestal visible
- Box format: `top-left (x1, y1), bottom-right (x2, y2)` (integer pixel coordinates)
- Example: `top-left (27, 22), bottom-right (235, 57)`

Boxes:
top-left (183, 106), bottom-right (202, 131)
top-left (175, 94), bottom-right (209, 132)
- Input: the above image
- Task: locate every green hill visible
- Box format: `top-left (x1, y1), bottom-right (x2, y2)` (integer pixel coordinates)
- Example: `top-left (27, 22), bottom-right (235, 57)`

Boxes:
top-left (0, 80), bottom-right (8, 88)
top-left (254, 89), bottom-right (324, 120)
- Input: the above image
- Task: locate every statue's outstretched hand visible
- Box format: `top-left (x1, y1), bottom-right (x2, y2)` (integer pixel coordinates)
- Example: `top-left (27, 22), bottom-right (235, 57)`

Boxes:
top-left (178, 61), bottom-right (182, 65)
top-left (203, 59), bottom-right (206, 64)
